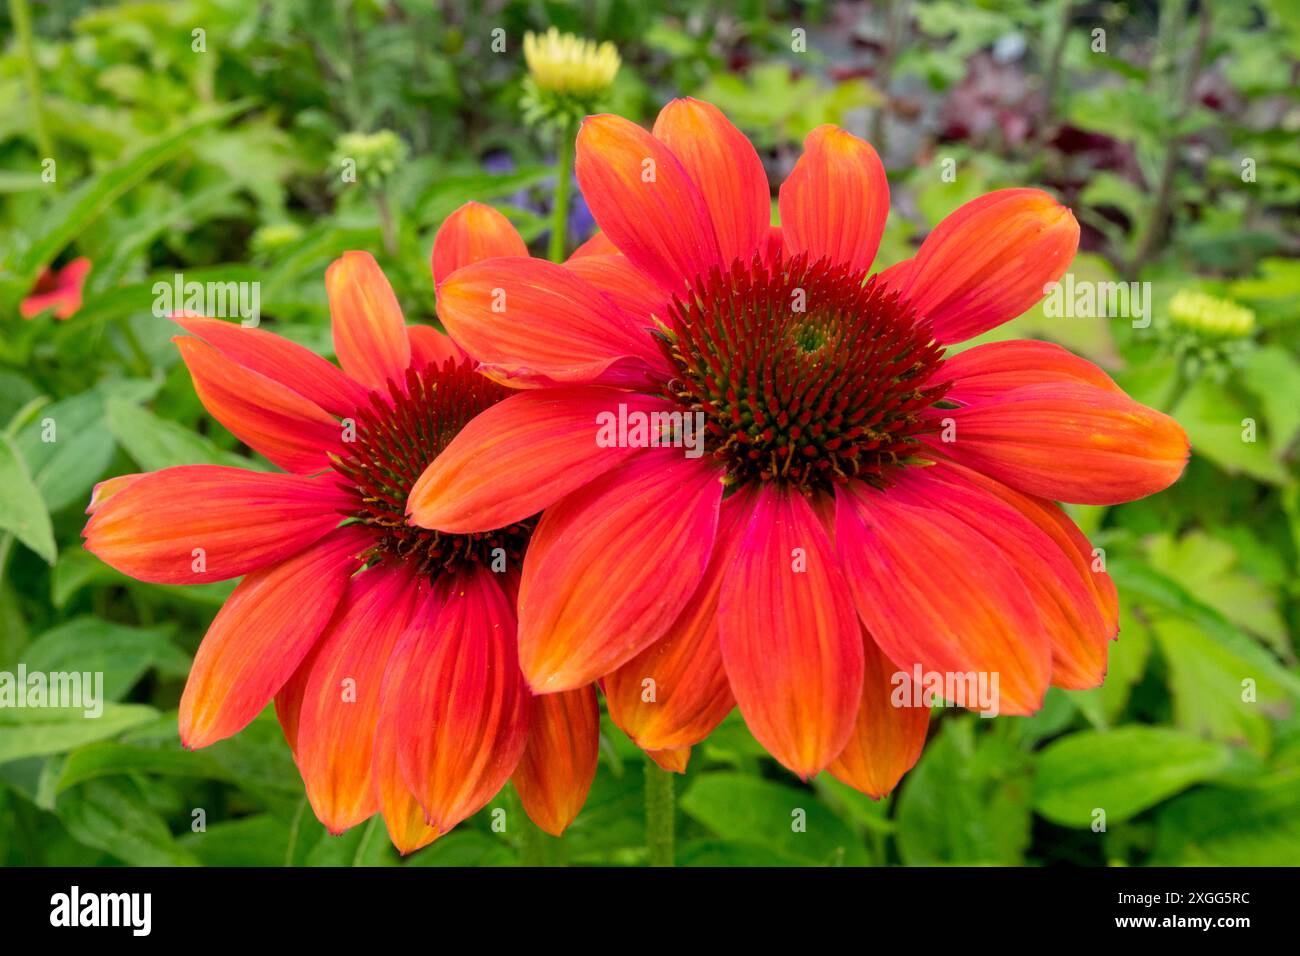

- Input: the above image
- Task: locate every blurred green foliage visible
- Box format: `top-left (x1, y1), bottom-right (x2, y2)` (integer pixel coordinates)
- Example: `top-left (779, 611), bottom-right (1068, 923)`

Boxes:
top-left (0, 0), bottom-right (1297, 867)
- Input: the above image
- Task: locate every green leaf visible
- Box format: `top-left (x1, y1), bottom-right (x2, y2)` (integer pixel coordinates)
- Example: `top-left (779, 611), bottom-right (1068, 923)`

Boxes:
top-left (1, 102), bottom-right (251, 309)
top-left (1034, 726), bottom-right (1232, 826)
top-left (56, 742), bottom-right (229, 793)
top-left (895, 718), bottom-right (1033, 864)
top-left (680, 772), bottom-right (868, 865)
top-left (179, 814), bottom-right (292, 867)
top-left (0, 434), bottom-right (56, 563)
top-left (1146, 531), bottom-right (1289, 655)
top-left (1111, 557), bottom-right (1300, 700)
top-left (1172, 377), bottom-right (1290, 485)
top-left (20, 617), bottom-right (189, 701)
top-left (55, 777), bottom-right (198, 866)
top-left (1152, 617), bottom-right (1286, 754)
top-left (105, 396), bottom-right (260, 471)
top-left (13, 379), bottom-right (157, 512)
top-left (0, 703), bottom-right (158, 764)
top-left (1152, 781), bottom-right (1300, 865)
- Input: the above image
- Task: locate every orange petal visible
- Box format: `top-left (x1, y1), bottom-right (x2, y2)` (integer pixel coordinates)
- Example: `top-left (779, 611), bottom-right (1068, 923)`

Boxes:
top-left (563, 253), bottom-right (669, 332)
top-left (408, 387), bottom-right (669, 533)
top-left (935, 339), bottom-right (1122, 404)
top-left (437, 256), bottom-right (664, 387)
top-left (568, 231), bottom-right (619, 259)
top-left (575, 113), bottom-right (722, 294)
top-left (718, 485), bottom-right (863, 779)
top-left (176, 336), bottom-right (341, 473)
top-left (930, 382), bottom-right (1189, 505)
top-left (779, 125), bottom-right (888, 274)
top-left (86, 473), bottom-right (144, 515)
top-left (172, 314), bottom-right (370, 416)
top-left (389, 570), bottom-right (530, 832)
top-left (518, 450), bottom-right (724, 693)
top-left (178, 525), bottom-right (368, 748)
top-left (512, 686), bottom-right (600, 836)
top-left (432, 201), bottom-right (529, 286)
top-left (603, 490), bottom-right (751, 751)
top-left (647, 746), bottom-right (690, 774)
top-left (827, 634), bottom-right (930, 798)
top-left (83, 466), bottom-right (349, 584)
top-left (295, 562), bottom-right (423, 833)
top-left (406, 324), bottom-right (465, 368)
top-left (883, 188), bottom-right (1079, 343)
top-left (326, 251), bottom-right (412, 391)
top-left (373, 699), bottom-right (441, 855)
top-left (895, 460), bottom-right (1114, 690)
top-left (834, 480), bottom-right (1051, 716)
top-left (652, 98), bottom-right (770, 264)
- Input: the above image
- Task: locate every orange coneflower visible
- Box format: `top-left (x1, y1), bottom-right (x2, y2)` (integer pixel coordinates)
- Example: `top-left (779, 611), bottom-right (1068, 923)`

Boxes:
top-left (21, 257), bottom-right (91, 319)
top-left (83, 250), bottom-right (598, 852)
top-left (407, 99), bottom-right (1189, 791)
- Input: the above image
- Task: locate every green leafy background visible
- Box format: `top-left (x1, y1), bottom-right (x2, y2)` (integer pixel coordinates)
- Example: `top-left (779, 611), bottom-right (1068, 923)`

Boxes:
top-left (1, 0), bottom-right (1297, 867)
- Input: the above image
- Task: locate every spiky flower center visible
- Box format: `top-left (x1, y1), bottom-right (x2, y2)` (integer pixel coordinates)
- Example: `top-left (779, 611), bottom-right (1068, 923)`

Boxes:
top-left (659, 253), bottom-right (949, 492)
top-left (332, 358), bottom-right (534, 577)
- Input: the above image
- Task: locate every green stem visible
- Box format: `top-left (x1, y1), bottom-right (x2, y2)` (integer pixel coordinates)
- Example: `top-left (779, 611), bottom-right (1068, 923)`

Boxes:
top-left (644, 763), bottom-right (675, 867)
top-left (375, 190), bottom-right (398, 257)
top-left (548, 122), bottom-right (574, 263)
top-left (9, 0), bottom-right (53, 161)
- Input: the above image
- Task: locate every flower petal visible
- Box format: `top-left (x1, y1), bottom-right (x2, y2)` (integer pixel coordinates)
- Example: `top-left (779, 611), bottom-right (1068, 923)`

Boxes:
top-left (718, 484), bottom-right (863, 779)
top-left (373, 699), bottom-right (441, 855)
top-left (893, 459), bottom-right (1115, 689)
top-left (295, 562), bottom-right (423, 833)
top-left (568, 231), bottom-right (619, 259)
top-left (432, 201), bottom-right (529, 287)
top-left (437, 256), bottom-right (662, 387)
top-left (834, 480), bottom-right (1052, 716)
top-left (86, 473), bottom-right (144, 515)
top-left (389, 570), bottom-right (530, 832)
top-left (177, 336), bottom-right (341, 473)
top-left (779, 125), bottom-right (888, 274)
top-left (575, 113), bottom-right (722, 294)
top-left (518, 449), bottom-right (724, 693)
top-left (178, 525), bottom-right (368, 748)
top-left (827, 634), bottom-right (930, 798)
top-left (406, 324), bottom-right (465, 368)
top-left (408, 387), bottom-right (672, 533)
top-left (935, 339), bottom-right (1122, 405)
top-left (652, 98), bottom-right (770, 264)
top-left (563, 254), bottom-right (669, 331)
top-left (83, 466), bottom-right (349, 584)
top-left (602, 490), bottom-right (751, 751)
top-left (647, 747), bottom-right (690, 774)
top-left (326, 251), bottom-right (411, 391)
top-left (172, 314), bottom-right (370, 417)
top-left (883, 188), bottom-right (1079, 343)
top-left (512, 686), bottom-right (600, 836)
top-left (929, 381), bottom-right (1189, 505)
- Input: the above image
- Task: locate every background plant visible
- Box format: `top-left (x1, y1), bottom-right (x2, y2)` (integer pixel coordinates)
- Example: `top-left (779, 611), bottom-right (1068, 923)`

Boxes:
top-left (0, 0), bottom-right (1296, 866)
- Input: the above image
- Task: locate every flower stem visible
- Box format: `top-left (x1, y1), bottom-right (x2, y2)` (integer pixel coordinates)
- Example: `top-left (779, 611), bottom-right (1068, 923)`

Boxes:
top-left (644, 763), bottom-right (675, 867)
top-left (9, 0), bottom-right (54, 162)
top-left (547, 121), bottom-right (574, 263)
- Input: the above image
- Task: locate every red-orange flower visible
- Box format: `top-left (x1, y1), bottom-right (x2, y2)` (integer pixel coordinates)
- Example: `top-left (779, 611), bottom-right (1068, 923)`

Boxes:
top-left (21, 257), bottom-right (91, 319)
top-left (409, 99), bottom-right (1189, 790)
top-left (83, 250), bottom-right (598, 852)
